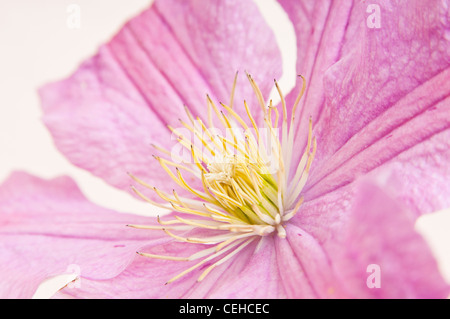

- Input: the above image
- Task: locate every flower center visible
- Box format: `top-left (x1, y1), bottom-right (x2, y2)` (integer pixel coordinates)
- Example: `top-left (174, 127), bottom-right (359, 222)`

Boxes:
top-left (128, 73), bottom-right (316, 284)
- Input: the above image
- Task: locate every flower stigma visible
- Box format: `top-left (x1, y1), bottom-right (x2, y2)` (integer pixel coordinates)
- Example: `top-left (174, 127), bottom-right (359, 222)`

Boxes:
top-left (127, 73), bottom-right (316, 284)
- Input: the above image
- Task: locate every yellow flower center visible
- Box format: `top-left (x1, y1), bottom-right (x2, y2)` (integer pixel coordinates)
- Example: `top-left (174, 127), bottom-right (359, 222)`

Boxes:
top-left (128, 72), bottom-right (316, 284)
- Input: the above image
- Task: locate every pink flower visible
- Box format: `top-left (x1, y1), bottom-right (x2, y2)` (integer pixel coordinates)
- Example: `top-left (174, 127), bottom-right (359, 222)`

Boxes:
top-left (1, 0), bottom-right (449, 298)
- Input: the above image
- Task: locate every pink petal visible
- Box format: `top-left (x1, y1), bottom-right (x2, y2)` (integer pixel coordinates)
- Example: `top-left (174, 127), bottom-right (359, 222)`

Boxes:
top-left (305, 79), bottom-right (450, 213)
top-left (207, 238), bottom-right (285, 298)
top-left (287, 183), bottom-right (354, 298)
top-left (329, 180), bottom-right (449, 298)
top-left (316, 0), bottom-right (450, 160)
top-left (48, 180), bottom-right (448, 299)
top-left (288, 179), bottom-right (449, 298)
top-left (375, 129), bottom-right (450, 215)
top-left (0, 172), bottom-right (159, 298)
top-left (281, 0), bottom-right (450, 215)
top-left (291, 182), bottom-right (354, 246)
top-left (54, 237), bottom-right (286, 299)
top-left (277, 0), bottom-right (361, 158)
top-left (282, 224), bottom-right (337, 298)
top-left (55, 240), bottom-right (215, 298)
top-left (280, 0), bottom-right (449, 159)
top-left (39, 0), bottom-right (282, 198)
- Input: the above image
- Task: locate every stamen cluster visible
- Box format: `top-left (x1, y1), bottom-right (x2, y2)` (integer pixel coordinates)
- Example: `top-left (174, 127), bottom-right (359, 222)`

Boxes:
top-left (128, 73), bottom-right (316, 284)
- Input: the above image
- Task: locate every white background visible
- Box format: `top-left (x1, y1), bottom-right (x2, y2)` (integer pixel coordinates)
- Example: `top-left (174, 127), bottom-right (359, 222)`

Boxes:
top-left (0, 0), bottom-right (449, 298)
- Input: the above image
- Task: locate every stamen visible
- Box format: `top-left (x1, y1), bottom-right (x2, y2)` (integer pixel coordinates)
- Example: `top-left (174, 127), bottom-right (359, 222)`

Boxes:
top-left (229, 71), bottom-right (239, 110)
top-left (291, 75), bottom-right (307, 120)
top-left (126, 224), bottom-right (189, 231)
top-left (131, 72), bottom-right (316, 284)
top-left (183, 105), bottom-right (196, 126)
top-left (130, 185), bottom-right (172, 210)
top-left (281, 196), bottom-right (304, 222)
top-left (165, 239), bottom-right (247, 284)
top-left (245, 72), bottom-right (266, 115)
top-left (197, 238), bottom-right (255, 282)
top-left (206, 94), bottom-right (228, 129)
top-left (244, 100), bottom-right (260, 141)
top-left (163, 228), bottom-right (222, 244)
top-left (137, 252), bottom-right (189, 261)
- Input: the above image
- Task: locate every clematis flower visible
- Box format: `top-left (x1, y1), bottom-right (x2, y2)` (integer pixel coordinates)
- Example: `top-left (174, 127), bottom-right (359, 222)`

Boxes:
top-left (1, 0), bottom-right (450, 299)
